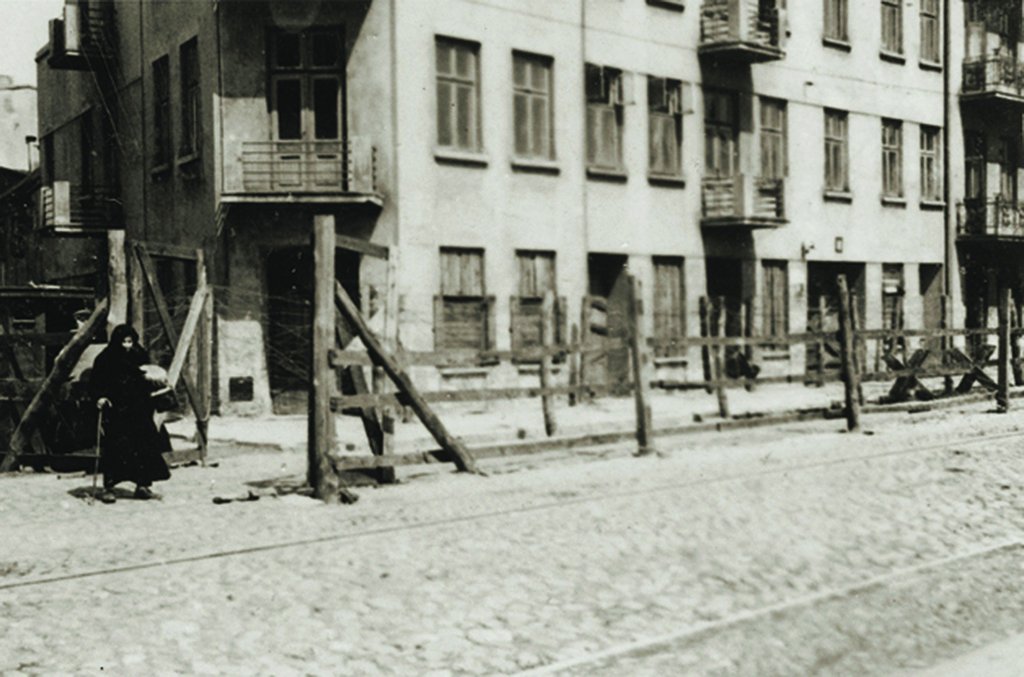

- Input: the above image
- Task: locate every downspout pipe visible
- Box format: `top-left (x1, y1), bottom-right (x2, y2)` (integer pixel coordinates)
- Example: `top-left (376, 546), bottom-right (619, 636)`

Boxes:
top-left (942, 0), bottom-right (953, 310)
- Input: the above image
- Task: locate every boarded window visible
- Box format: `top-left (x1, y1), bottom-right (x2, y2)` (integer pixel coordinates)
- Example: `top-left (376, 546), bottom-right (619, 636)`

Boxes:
top-left (920, 0), bottom-right (940, 63)
top-left (824, 0), bottom-right (848, 42)
top-left (759, 98), bottom-right (786, 181)
top-left (437, 38), bottom-right (481, 152)
top-left (437, 248), bottom-right (490, 351)
top-left (152, 55), bottom-right (171, 168)
top-left (881, 0), bottom-right (903, 54)
top-left (648, 76), bottom-right (683, 177)
top-left (511, 251), bottom-right (557, 352)
top-left (882, 263), bottom-right (905, 331)
top-left (653, 257), bottom-right (686, 346)
top-left (513, 52), bottom-right (554, 160)
top-left (585, 63), bottom-right (624, 171)
top-left (824, 109), bottom-right (849, 192)
top-left (920, 125), bottom-right (941, 202)
top-left (762, 260), bottom-right (788, 338)
top-left (882, 119), bottom-right (903, 198)
top-left (179, 37), bottom-right (201, 157)
top-left (704, 90), bottom-right (738, 178)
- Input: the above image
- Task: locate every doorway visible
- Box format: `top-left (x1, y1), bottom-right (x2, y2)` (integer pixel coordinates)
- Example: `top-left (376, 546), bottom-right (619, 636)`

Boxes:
top-left (586, 253), bottom-right (630, 390)
top-left (806, 261), bottom-right (866, 374)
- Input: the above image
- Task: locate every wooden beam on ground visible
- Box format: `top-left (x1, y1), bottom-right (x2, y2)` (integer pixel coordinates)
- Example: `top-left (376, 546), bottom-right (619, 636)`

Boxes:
top-left (309, 215), bottom-right (342, 502)
top-left (1, 299), bottom-right (109, 471)
top-left (334, 280), bottom-right (479, 474)
top-left (134, 245), bottom-right (208, 450)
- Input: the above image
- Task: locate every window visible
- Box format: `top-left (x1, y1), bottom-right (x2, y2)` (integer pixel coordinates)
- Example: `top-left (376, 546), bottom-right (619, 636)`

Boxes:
top-left (511, 251), bottom-right (556, 351)
top-left (920, 0), bottom-right (940, 64)
top-left (920, 125), bottom-right (941, 202)
top-left (512, 52), bottom-right (554, 160)
top-left (1000, 137), bottom-right (1017, 201)
top-left (759, 98), bottom-right (786, 180)
top-left (824, 109), bottom-right (849, 193)
top-left (41, 134), bottom-right (54, 185)
top-left (648, 76), bottom-right (683, 177)
top-left (436, 38), bottom-right (481, 152)
top-left (271, 29), bottom-right (343, 142)
top-left (965, 133), bottom-right (985, 200)
top-left (882, 264), bottom-right (905, 339)
top-left (704, 90), bottom-right (738, 178)
top-left (585, 63), bottom-right (625, 172)
top-left (152, 55), bottom-right (171, 169)
top-left (179, 37), bottom-right (200, 158)
top-left (824, 0), bottom-right (848, 42)
top-left (436, 248), bottom-right (492, 351)
top-left (882, 119), bottom-right (903, 199)
top-left (881, 0), bottom-right (903, 55)
top-left (653, 257), bottom-right (686, 348)
top-left (762, 261), bottom-right (788, 338)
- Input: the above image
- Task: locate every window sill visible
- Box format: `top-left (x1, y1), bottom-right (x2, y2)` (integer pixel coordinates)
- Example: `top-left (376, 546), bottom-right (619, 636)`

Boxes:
top-left (920, 199), bottom-right (946, 210)
top-left (654, 356), bottom-right (688, 367)
top-left (438, 366), bottom-right (491, 378)
top-left (822, 36), bottom-right (851, 52)
top-left (881, 195), bottom-right (907, 207)
top-left (434, 148), bottom-right (489, 168)
top-left (761, 349), bottom-right (791, 362)
top-left (879, 50), bottom-right (906, 65)
top-left (646, 0), bottom-right (685, 11)
top-left (511, 157), bottom-right (560, 175)
top-left (648, 173), bottom-right (686, 188)
top-left (586, 166), bottom-right (628, 182)
top-left (919, 60), bottom-right (943, 72)
top-left (823, 190), bottom-right (853, 203)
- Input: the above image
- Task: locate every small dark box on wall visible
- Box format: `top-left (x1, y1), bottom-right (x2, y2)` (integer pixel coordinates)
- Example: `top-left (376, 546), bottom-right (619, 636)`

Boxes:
top-left (229, 376), bottom-right (254, 402)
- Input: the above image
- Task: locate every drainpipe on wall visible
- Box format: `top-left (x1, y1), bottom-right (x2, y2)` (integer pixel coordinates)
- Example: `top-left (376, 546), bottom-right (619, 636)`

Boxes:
top-left (941, 0), bottom-right (953, 317)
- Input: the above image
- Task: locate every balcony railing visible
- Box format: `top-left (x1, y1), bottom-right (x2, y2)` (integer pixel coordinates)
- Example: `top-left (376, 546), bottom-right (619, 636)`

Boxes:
top-left (699, 0), bottom-right (785, 62)
top-left (48, 0), bottom-right (115, 70)
top-left (240, 138), bottom-right (377, 196)
top-left (957, 196), bottom-right (1024, 238)
top-left (961, 54), bottom-right (1024, 101)
top-left (39, 181), bottom-right (122, 231)
top-left (702, 175), bottom-right (785, 227)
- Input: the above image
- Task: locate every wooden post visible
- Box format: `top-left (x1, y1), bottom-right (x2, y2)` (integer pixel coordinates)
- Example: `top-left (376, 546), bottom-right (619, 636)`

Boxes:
top-left (627, 275), bottom-right (654, 454)
top-left (997, 285), bottom-right (1010, 413)
top-left (849, 293), bottom-right (865, 406)
top-left (738, 300), bottom-right (753, 392)
top-left (816, 295), bottom-right (827, 386)
top-left (578, 296), bottom-right (591, 404)
top-left (942, 295), bottom-right (954, 396)
top-left (712, 297), bottom-right (730, 419)
top-left (699, 296), bottom-right (713, 394)
top-left (195, 248), bottom-right (211, 462)
top-left (309, 215), bottom-right (341, 502)
top-left (568, 323), bottom-right (580, 406)
top-left (1012, 299), bottom-right (1023, 386)
top-left (335, 281), bottom-right (480, 474)
top-left (107, 230), bottom-right (128, 337)
top-left (540, 290), bottom-right (558, 436)
top-left (1, 299), bottom-right (109, 471)
top-left (837, 275), bottom-right (861, 432)
top-left (128, 245), bottom-right (145, 337)
top-left (373, 365), bottom-right (396, 484)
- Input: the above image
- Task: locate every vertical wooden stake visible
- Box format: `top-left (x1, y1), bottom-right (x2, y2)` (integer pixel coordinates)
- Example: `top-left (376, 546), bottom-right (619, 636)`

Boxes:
top-left (107, 230), bottom-right (128, 337)
top-left (817, 295), bottom-right (828, 386)
top-left (195, 248), bottom-right (211, 464)
top-left (628, 275), bottom-right (654, 454)
top-left (309, 215), bottom-right (341, 502)
top-left (373, 365), bottom-right (396, 484)
top-left (540, 289), bottom-right (558, 437)
top-left (699, 296), bottom-right (713, 394)
top-left (128, 244), bottom-right (145, 337)
top-left (712, 296), bottom-right (730, 419)
top-left (997, 285), bottom-right (1010, 413)
top-left (578, 296), bottom-right (590, 404)
top-left (1012, 299), bottom-right (1023, 386)
top-left (849, 293), bottom-right (865, 406)
top-left (738, 300), bottom-right (753, 392)
top-left (568, 323), bottom-right (580, 406)
top-left (837, 275), bottom-right (861, 432)
top-left (942, 295), bottom-right (954, 396)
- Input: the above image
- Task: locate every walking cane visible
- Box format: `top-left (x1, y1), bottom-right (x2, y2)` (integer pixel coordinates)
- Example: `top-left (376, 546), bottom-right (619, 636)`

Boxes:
top-left (90, 407), bottom-right (105, 505)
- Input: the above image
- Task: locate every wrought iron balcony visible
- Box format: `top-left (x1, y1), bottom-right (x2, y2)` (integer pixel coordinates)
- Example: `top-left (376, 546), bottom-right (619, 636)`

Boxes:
top-left (47, 0), bottom-right (115, 71)
top-left (961, 54), bottom-right (1024, 105)
top-left (957, 196), bottom-right (1024, 239)
top-left (237, 138), bottom-right (379, 200)
top-left (699, 0), bottom-right (785, 63)
top-left (701, 175), bottom-right (786, 228)
top-left (39, 181), bottom-right (122, 233)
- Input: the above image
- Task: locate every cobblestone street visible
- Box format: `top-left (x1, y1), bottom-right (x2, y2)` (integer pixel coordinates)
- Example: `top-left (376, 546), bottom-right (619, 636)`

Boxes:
top-left (5, 401), bottom-right (1024, 675)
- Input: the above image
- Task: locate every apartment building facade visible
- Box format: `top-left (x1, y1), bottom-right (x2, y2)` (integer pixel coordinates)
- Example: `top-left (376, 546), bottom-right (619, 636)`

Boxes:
top-left (32, 0), bottom-right (989, 415)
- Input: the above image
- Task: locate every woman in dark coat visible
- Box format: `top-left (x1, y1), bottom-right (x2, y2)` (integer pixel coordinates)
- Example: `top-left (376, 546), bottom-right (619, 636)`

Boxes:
top-left (90, 324), bottom-right (170, 503)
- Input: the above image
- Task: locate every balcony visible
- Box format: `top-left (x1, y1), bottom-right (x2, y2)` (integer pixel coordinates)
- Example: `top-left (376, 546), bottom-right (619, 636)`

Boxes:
top-left (39, 181), bottom-right (122, 234)
top-left (961, 54), bottom-right (1024, 107)
top-left (701, 175), bottom-right (786, 228)
top-left (957, 196), bottom-right (1024, 240)
top-left (223, 138), bottom-right (381, 208)
top-left (47, 0), bottom-right (115, 71)
top-left (699, 0), bottom-right (785, 63)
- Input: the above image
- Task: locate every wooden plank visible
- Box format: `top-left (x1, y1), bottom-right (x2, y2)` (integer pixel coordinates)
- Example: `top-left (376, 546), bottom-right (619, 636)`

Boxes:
top-left (1, 299), bottom-right (109, 471)
top-left (196, 249), bottom-right (212, 462)
top-left (166, 285), bottom-right (208, 389)
top-left (837, 274), bottom-right (861, 432)
top-left (331, 383), bottom-right (592, 409)
top-left (540, 290), bottom-right (557, 437)
top-left (699, 296), bottom-right (713, 394)
top-left (577, 296), bottom-right (590, 403)
top-left (998, 285), bottom-right (1010, 412)
top-left (107, 230), bottom-right (128, 336)
top-left (140, 241), bottom-right (200, 260)
top-left (628, 275), bottom-right (654, 454)
top-left (334, 234), bottom-right (389, 260)
top-left (712, 297), bottom-right (730, 418)
top-left (568, 323), bottom-right (580, 407)
top-left (335, 280), bottom-right (479, 474)
top-left (309, 215), bottom-right (342, 502)
top-left (0, 333), bottom-right (76, 347)
top-left (134, 245), bottom-right (208, 450)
